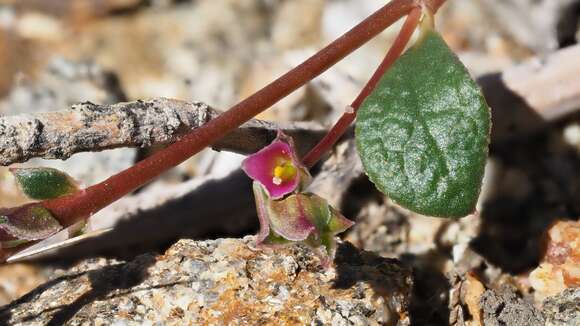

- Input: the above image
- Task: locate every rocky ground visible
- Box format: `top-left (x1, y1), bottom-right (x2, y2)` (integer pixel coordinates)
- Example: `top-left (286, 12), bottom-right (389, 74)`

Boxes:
top-left (0, 237), bottom-right (414, 325)
top-left (0, 0), bottom-right (579, 325)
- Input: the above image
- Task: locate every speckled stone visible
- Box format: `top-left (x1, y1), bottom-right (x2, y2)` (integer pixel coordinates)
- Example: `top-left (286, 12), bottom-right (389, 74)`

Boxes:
top-left (542, 288), bottom-right (580, 326)
top-left (0, 237), bottom-right (413, 325)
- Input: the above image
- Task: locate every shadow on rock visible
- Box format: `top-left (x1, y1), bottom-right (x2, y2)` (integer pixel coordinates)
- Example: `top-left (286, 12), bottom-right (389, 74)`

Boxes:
top-left (47, 254), bottom-right (155, 325)
top-left (332, 242), bottom-right (413, 325)
top-left (473, 72), bottom-right (580, 274)
top-left (0, 254), bottom-right (156, 325)
top-left (0, 272), bottom-right (84, 325)
top-left (473, 131), bottom-right (580, 273)
top-left (37, 169), bottom-right (258, 264)
top-left (400, 250), bottom-right (452, 326)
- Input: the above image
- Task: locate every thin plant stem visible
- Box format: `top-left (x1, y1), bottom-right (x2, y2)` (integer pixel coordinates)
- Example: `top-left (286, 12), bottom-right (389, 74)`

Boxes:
top-left (302, 7), bottom-right (422, 168)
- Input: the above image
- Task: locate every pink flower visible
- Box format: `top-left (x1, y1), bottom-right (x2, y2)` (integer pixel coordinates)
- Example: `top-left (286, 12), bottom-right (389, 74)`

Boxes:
top-left (242, 132), bottom-right (310, 199)
top-left (252, 182), bottom-right (354, 258)
top-left (243, 131), bottom-right (355, 262)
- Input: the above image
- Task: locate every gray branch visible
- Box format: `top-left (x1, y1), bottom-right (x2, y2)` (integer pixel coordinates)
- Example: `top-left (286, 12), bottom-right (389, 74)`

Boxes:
top-left (0, 98), bottom-right (326, 166)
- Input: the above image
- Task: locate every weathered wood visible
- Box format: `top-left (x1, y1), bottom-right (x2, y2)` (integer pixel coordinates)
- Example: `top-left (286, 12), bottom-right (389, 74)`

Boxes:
top-left (0, 98), bottom-right (325, 166)
top-left (502, 44), bottom-right (580, 121)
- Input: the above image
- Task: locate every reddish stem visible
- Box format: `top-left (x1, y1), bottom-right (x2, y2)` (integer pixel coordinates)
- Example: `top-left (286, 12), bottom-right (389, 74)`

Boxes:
top-left (42, 0), bottom-right (421, 226)
top-left (301, 7), bottom-right (422, 168)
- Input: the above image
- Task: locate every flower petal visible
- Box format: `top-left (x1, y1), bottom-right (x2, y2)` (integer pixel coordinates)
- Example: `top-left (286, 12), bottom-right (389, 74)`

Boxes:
top-left (276, 131), bottom-right (312, 189)
top-left (251, 183), bottom-right (355, 256)
top-left (252, 182), bottom-right (317, 243)
top-left (242, 132), bottom-right (311, 199)
top-left (252, 182), bottom-right (272, 244)
top-left (267, 194), bottom-right (317, 241)
top-left (242, 141), bottom-right (295, 198)
top-left (327, 207), bottom-right (355, 234)
top-left (309, 206), bottom-right (355, 257)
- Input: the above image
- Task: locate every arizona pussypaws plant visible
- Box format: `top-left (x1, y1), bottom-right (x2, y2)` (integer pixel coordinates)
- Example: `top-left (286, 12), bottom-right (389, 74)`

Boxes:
top-left (0, 0), bottom-right (491, 263)
top-left (241, 132), bottom-right (354, 262)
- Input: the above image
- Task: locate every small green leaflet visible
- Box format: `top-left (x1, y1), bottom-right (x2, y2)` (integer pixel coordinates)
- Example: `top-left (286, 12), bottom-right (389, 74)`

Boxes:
top-left (10, 167), bottom-right (79, 200)
top-left (355, 30), bottom-right (491, 218)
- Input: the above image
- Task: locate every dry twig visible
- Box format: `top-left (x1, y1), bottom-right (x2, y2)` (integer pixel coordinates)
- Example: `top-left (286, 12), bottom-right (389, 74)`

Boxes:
top-left (0, 98), bottom-right (325, 166)
top-left (502, 44), bottom-right (580, 121)
top-left (478, 44), bottom-right (580, 142)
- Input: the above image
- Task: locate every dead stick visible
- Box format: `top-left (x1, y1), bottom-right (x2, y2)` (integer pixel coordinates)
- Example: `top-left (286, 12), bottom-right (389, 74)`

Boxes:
top-left (501, 43), bottom-right (580, 121)
top-left (0, 98), bottom-right (325, 166)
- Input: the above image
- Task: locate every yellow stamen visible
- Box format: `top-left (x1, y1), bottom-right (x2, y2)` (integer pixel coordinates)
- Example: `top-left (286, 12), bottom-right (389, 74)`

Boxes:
top-left (273, 162), bottom-right (297, 184)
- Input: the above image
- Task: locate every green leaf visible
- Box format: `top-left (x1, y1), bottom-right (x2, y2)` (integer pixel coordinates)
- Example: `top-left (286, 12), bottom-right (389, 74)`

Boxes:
top-left (0, 204), bottom-right (63, 240)
top-left (355, 30), bottom-right (491, 218)
top-left (10, 167), bottom-right (79, 200)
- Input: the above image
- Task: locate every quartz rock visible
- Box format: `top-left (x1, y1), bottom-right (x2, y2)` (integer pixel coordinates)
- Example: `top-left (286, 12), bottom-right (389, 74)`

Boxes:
top-left (0, 237), bottom-right (413, 325)
top-left (480, 285), bottom-right (544, 326)
top-left (542, 288), bottom-right (580, 326)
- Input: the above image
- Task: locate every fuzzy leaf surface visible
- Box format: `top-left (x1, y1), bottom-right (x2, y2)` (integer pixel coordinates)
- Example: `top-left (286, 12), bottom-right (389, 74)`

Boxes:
top-left (355, 31), bottom-right (491, 218)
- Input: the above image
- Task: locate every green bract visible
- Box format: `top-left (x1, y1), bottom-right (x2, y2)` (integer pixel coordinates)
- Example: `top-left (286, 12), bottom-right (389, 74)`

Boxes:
top-left (355, 30), bottom-right (491, 218)
top-left (10, 167), bottom-right (79, 200)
